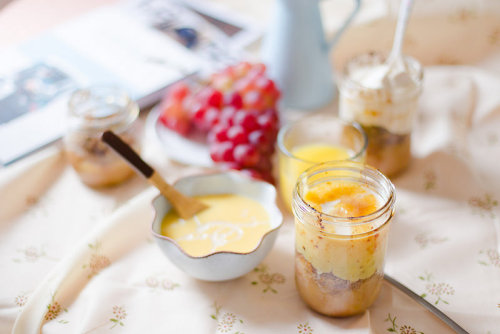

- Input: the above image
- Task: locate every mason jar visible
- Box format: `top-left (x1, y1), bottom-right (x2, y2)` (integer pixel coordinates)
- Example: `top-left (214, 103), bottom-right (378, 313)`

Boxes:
top-left (339, 52), bottom-right (423, 177)
top-left (63, 86), bottom-right (141, 187)
top-left (292, 161), bottom-right (395, 316)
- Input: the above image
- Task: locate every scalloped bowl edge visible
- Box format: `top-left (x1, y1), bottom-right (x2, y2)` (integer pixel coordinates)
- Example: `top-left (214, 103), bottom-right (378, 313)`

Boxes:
top-left (151, 171), bottom-right (283, 281)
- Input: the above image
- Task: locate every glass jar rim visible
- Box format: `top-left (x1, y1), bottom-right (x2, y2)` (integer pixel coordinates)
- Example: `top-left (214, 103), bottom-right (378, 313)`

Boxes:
top-left (339, 52), bottom-right (424, 97)
top-left (292, 161), bottom-right (396, 230)
top-left (68, 85), bottom-right (139, 132)
top-left (277, 116), bottom-right (368, 164)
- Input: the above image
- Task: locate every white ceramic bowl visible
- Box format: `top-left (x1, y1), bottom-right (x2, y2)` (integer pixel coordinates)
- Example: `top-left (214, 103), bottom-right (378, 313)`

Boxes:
top-left (151, 171), bottom-right (283, 281)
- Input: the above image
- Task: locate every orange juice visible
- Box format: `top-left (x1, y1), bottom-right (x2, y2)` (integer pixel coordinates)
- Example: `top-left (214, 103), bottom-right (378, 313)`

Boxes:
top-left (279, 143), bottom-right (352, 208)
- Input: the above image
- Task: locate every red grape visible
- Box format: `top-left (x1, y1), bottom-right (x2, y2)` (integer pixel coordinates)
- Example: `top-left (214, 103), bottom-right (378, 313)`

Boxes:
top-left (206, 89), bottom-right (223, 108)
top-left (224, 92), bottom-right (243, 109)
top-left (219, 106), bottom-right (237, 126)
top-left (243, 90), bottom-right (264, 110)
top-left (226, 125), bottom-right (248, 146)
top-left (248, 130), bottom-right (268, 149)
top-left (191, 106), bottom-right (206, 128)
top-left (169, 82), bottom-right (190, 101)
top-left (233, 110), bottom-right (258, 131)
top-left (257, 113), bottom-right (275, 132)
top-left (211, 73), bottom-right (233, 92)
top-left (233, 144), bottom-right (260, 167)
top-left (159, 97), bottom-right (191, 135)
top-left (211, 124), bottom-right (229, 142)
top-left (203, 107), bottom-right (219, 127)
top-left (233, 61), bottom-right (252, 78)
top-left (210, 141), bottom-right (234, 162)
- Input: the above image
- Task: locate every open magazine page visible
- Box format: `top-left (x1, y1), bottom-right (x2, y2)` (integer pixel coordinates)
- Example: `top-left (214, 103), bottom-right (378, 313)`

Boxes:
top-left (0, 0), bottom-right (262, 166)
top-left (123, 0), bottom-right (262, 68)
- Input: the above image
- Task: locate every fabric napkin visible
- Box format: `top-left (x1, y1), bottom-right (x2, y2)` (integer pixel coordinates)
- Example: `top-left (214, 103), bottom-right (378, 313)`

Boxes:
top-left (11, 187), bottom-right (157, 333)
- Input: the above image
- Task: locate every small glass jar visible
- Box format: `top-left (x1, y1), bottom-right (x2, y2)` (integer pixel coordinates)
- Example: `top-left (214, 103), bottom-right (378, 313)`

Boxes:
top-left (339, 52), bottom-right (423, 177)
top-left (63, 86), bottom-right (141, 187)
top-left (292, 161), bottom-right (395, 317)
top-left (277, 114), bottom-right (367, 210)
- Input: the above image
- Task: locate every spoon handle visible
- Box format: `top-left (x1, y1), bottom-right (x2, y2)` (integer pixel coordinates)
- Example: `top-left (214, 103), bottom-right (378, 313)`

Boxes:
top-left (388, 0), bottom-right (414, 62)
top-left (102, 130), bottom-right (154, 178)
top-left (101, 130), bottom-right (207, 219)
top-left (384, 274), bottom-right (470, 334)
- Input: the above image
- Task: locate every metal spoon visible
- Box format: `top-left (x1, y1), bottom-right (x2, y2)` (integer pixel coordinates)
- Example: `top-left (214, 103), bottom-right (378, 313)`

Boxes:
top-left (384, 274), bottom-right (469, 334)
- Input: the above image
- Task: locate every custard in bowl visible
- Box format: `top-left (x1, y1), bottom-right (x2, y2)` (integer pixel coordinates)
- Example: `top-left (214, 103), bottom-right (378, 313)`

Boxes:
top-left (151, 171), bottom-right (283, 281)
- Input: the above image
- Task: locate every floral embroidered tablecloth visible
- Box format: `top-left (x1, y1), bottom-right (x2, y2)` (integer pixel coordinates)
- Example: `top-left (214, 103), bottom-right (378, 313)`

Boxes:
top-left (1, 0), bottom-right (500, 333)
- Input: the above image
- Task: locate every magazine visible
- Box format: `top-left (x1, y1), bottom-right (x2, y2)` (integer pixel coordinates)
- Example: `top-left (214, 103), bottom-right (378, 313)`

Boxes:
top-left (0, 0), bottom-right (261, 165)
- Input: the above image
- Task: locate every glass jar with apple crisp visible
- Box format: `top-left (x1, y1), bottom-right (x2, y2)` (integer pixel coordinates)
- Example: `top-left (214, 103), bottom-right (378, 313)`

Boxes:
top-left (63, 86), bottom-right (141, 187)
top-left (292, 161), bottom-right (395, 316)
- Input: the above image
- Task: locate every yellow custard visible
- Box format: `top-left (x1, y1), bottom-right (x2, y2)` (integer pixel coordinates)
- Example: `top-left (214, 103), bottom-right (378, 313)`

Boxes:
top-left (304, 181), bottom-right (379, 222)
top-left (279, 143), bottom-right (351, 208)
top-left (161, 194), bottom-right (271, 257)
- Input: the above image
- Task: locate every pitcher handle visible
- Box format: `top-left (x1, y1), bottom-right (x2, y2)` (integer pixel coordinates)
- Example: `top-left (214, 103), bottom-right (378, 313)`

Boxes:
top-left (325, 0), bottom-right (362, 50)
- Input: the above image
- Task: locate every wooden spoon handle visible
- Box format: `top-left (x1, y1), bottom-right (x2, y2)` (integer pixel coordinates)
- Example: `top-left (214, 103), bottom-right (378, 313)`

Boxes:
top-left (101, 130), bottom-right (207, 219)
top-left (101, 130), bottom-right (153, 178)
top-left (148, 171), bottom-right (207, 219)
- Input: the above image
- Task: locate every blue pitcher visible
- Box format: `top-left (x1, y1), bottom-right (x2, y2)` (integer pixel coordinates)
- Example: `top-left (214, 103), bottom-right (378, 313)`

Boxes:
top-left (262, 0), bottom-right (361, 110)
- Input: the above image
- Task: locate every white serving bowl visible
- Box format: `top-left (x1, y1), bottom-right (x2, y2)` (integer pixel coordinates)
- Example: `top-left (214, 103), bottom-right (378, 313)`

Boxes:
top-left (151, 171), bottom-right (283, 281)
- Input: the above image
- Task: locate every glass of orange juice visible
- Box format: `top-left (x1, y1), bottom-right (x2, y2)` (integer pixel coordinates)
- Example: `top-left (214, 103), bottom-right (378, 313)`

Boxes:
top-left (277, 114), bottom-right (367, 209)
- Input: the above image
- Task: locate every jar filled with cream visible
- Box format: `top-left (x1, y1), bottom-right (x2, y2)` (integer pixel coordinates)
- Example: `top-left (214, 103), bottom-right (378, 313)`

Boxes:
top-left (339, 52), bottom-right (423, 177)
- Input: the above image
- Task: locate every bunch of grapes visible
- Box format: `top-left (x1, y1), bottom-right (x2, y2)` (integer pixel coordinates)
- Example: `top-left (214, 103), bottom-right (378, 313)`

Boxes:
top-left (158, 62), bottom-right (280, 182)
